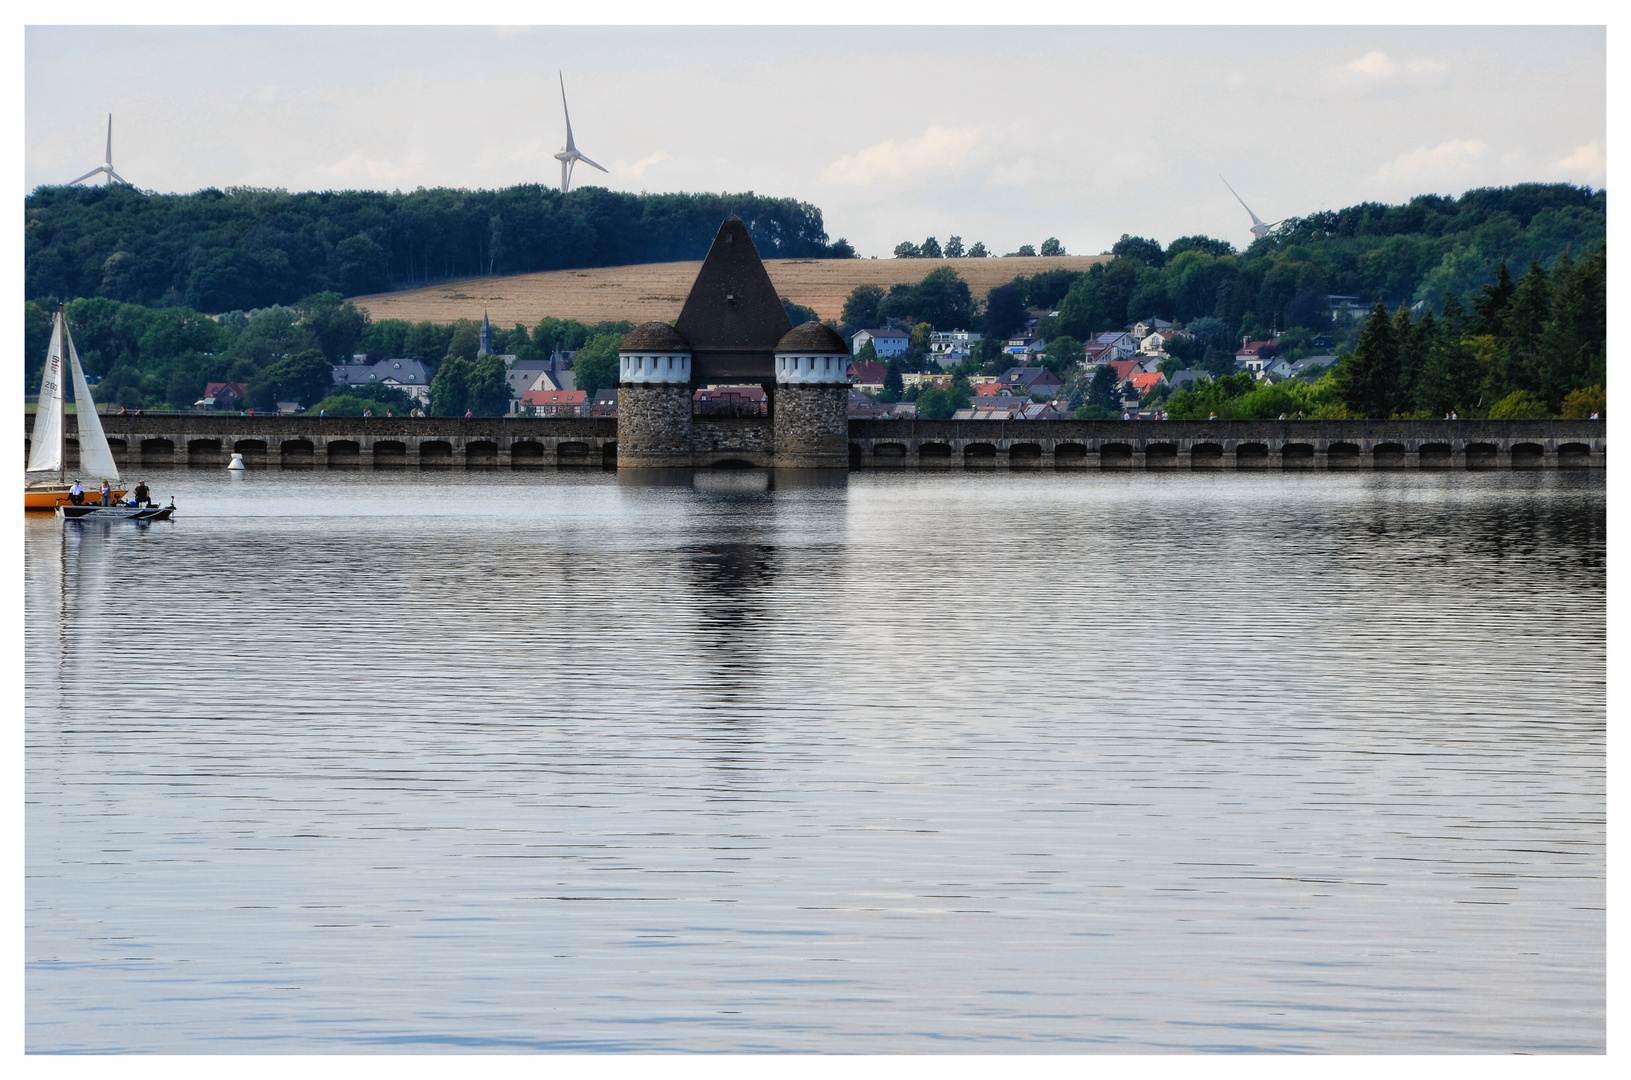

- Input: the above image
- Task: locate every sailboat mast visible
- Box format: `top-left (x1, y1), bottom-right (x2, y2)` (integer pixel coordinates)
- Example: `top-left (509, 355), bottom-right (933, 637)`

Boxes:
top-left (57, 305), bottom-right (66, 485)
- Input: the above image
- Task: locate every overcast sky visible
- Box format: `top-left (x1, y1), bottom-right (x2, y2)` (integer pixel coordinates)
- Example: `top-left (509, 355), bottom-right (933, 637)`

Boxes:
top-left (24, 24), bottom-right (1606, 258)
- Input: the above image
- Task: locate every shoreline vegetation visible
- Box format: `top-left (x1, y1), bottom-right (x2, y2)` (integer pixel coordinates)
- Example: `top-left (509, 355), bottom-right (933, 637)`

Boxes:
top-left (23, 182), bottom-right (1604, 421)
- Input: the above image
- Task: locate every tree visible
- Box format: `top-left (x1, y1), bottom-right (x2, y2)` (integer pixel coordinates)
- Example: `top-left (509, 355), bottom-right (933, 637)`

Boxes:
top-left (781, 297), bottom-right (820, 327)
top-left (856, 339), bottom-right (878, 362)
top-left (1334, 303), bottom-right (1402, 417)
top-left (1042, 335), bottom-right (1083, 377)
top-left (882, 358), bottom-right (904, 400)
top-left (334, 233), bottom-right (390, 296)
top-left (1111, 234), bottom-right (1164, 267)
top-left (1012, 244), bottom-right (1037, 257)
top-left (983, 283), bottom-right (1028, 341)
top-left (877, 267), bottom-right (973, 329)
top-left (300, 293), bottom-right (371, 362)
top-left (429, 357), bottom-right (471, 415)
top-left (1039, 237), bottom-right (1065, 257)
top-left (23, 301), bottom-right (52, 391)
top-left (1538, 245), bottom-right (1606, 408)
top-left (571, 332), bottom-right (622, 396)
top-left (920, 236), bottom-right (943, 259)
top-left (1165, 235), bottom-right (1235, 260)
top-left (1488, 390), bottom-right (1548, 418)
top-left (466, 354), bottom-right (512, 416)
top-left (1469, 259), bottom-right (1516, 336)
top-left (1559, 385), bottom-right (1604, 418)
top-left (966, 241), bottom-right (988, 258)
top-left (944, 236), bottom-right (965, 259)
top-left (1085, 364), bottom-right (1120, 414)
top-left (909, 322), bottom-right (934, 356)
top-left (893, 241), bottom-right (921, 258)
top-left (253, 348), bottom-right (334, 408)
top-left (841, 285), bottom-right (885, 332)
top-left (915, 383), bottom-right (970, 419)
top-left (446, 319), bottom-right (481, 363)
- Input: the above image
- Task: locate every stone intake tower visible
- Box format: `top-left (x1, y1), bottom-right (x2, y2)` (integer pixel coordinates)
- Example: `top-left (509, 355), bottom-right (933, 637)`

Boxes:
top-left (616, 215), bottom-right (850, 469)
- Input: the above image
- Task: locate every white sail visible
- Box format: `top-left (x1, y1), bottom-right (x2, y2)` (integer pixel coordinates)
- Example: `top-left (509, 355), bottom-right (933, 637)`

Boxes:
top-left (26, 312), bottom-right (65, 475)
top-left (67, 325), bottom-right (120, 482)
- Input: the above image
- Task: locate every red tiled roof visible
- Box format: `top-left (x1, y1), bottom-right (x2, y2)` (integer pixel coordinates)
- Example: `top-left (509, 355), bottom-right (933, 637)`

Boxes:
top-left (523, 389), bottom-right (587, 405)
top-left (1129, 372), bottom-right (1164, 392)
top-left (1108, 359), bottom-right (1139, 381)
top-left (848, 360), bottom-right (887, 384)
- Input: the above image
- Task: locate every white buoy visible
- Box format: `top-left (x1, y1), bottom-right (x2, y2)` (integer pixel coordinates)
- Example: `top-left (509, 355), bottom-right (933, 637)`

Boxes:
top-left (228, 453), bottom-right (246, 471)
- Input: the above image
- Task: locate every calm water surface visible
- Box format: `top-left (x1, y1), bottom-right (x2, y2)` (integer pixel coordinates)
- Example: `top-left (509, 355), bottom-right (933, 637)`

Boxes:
top-left (25, 467), bottom-right (1606, 1053)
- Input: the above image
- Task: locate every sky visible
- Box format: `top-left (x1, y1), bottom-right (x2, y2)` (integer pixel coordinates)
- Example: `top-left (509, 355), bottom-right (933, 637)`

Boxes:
top-left (23, 23), bottom-right (1607, 259)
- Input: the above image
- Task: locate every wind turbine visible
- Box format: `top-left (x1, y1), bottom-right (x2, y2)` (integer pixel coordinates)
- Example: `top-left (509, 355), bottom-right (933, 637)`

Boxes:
top-left (1220, 175), bottom-right (1279, 240)
top-left (553, 73), bottom-right (607, 193)
top-left (69, 114), bottom-right (128, 186)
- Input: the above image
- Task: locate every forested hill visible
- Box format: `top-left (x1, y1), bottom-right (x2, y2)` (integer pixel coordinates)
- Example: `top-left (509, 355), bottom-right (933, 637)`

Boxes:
top-left (1054, 183), bottom-right (1605, 344)
top-left (23, 184), bottom-right (849, 313)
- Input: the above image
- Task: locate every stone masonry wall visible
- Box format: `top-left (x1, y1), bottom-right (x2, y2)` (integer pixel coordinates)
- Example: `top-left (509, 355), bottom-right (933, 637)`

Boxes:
top-left (773, 385), bottom-right (850, 468)
top-left (616, 385), bottom-right (693, 468)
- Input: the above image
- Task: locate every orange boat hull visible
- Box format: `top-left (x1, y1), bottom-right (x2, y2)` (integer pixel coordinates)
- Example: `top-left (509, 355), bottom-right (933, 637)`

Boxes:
top-left (25, 486), bottom-right (127, 512)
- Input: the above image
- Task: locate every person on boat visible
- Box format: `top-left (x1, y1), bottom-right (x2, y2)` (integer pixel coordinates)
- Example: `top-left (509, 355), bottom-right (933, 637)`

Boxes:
top-left (68, 480), bottom-right (84, 505)
top-left (99, 480), bottom-right (111, 506)
top-left (133, 481), bottom-right (151, 507)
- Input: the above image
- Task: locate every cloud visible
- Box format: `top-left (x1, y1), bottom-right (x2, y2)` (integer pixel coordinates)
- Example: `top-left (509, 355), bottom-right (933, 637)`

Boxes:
top-left (313, 149), bottom-right (425, 186)
top-left (1347, 51), bottom-right (1394, 78)
top-left (823, 125), bottom-right (982, 187)
top-left (1378, 139), bottom-right (1486, 180)
top-left (627, 150), bottom-right (672, 180)
top-left (1551, 139), bottom-right (1605, 183)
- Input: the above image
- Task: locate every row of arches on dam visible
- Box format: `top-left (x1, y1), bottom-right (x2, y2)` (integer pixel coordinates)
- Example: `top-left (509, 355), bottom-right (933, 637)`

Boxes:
top-left (73, 435), bottom-right (620, 468)
top-left (848, 436), bottom-right (1602, 469)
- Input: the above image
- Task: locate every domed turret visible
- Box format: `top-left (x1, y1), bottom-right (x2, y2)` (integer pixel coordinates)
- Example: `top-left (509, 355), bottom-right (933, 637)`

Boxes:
top-left (774, 320), bottom-right (851, 386)
top-left (619, 321), bottom-right (692, 386)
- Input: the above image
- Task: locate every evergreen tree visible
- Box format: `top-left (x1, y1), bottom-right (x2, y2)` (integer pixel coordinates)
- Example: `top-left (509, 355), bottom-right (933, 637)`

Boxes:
top-left (1335, 302), bottom-right (1402, 417)
top-left (1469, 259), bottom-right (1516, 337)
top-left (882, 357), bottom-right (904, 401)
top-left (1086, 364), bottom-right (1121, 413)
top-left (1416, 302), bottom-right (1482, 417)
top-left (920, 236), bottom-right (943, 259)
top-left (1493, 259), bottom-right (1551, 400)
top-left (1538, 246), bottom-right (1607, 410)
top-left (1394, 306), bottom-right (1428, 413)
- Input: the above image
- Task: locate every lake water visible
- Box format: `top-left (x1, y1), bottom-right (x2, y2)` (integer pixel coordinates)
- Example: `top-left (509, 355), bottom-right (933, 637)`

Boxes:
top-left (24, 467), bottom-right (1606, 1053)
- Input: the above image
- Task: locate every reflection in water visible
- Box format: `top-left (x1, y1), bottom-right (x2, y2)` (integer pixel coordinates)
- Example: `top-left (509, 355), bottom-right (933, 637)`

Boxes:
top-left (24, 469), bottom-right (1604, 1053)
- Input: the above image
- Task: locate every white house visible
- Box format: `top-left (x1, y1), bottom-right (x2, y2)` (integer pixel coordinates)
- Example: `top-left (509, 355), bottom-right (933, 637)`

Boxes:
top-left (332, 358), bottom-right (433, 405)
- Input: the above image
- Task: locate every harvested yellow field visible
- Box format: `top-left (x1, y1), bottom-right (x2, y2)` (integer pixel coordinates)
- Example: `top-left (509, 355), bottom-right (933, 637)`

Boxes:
top-left (350, 255), bottom-right (1110, 328)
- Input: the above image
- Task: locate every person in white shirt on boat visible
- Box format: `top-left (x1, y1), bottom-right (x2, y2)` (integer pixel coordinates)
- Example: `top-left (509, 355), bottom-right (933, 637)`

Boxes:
top-left (99, 480), bottom-right (111, 506)
top-left (68, 480), bottom-right (84, 505)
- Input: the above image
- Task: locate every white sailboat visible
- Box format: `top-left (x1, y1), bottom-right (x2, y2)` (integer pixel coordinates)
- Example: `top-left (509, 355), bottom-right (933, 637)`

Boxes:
top-left (25, 306), bottom-right (125, 511)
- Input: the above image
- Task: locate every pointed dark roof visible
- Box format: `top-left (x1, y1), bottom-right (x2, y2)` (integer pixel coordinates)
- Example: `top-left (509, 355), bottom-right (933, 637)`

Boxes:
top-left (675, 216), bottom-right (792, 383)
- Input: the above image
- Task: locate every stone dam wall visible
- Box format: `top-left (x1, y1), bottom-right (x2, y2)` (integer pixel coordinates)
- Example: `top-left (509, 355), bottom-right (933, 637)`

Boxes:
top-left (25, 415), bottom-right (1605, 470)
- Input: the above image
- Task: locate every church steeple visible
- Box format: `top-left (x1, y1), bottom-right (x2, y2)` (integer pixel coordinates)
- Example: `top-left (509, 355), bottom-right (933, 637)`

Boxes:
top-left (478, 305), bottom-right (493, 358)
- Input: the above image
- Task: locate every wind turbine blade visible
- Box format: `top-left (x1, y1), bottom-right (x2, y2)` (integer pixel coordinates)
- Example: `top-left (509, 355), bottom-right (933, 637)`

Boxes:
top-left (68, 167), bottom-right (102, 185)
top-left (560, 72), bottom-right (575, 150)
top-left (1219, 174), bottom-right (1265, 226)
top-left (108, 171), bottom-right (127, 185)
top-left (578, 154), bottom-right (609, 174)
top-left (105, 114), bottom-right (113, 165)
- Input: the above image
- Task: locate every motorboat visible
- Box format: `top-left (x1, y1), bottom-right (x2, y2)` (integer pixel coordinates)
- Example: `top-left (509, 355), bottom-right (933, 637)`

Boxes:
top-left (57, 500), bottom-right (176, 522)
